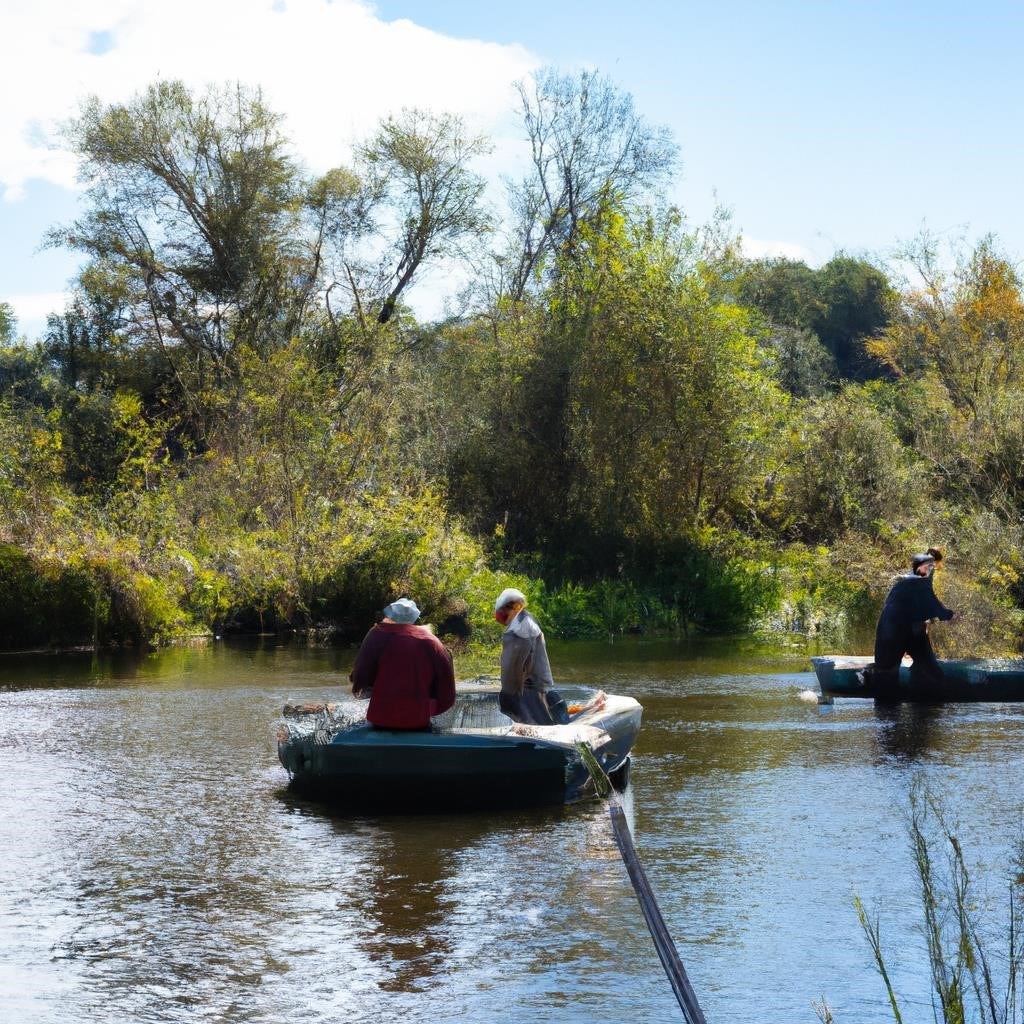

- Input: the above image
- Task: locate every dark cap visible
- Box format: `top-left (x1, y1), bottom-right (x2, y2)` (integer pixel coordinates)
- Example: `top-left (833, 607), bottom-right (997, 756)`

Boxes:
top-left (911, 547), bottom-right (943, 571)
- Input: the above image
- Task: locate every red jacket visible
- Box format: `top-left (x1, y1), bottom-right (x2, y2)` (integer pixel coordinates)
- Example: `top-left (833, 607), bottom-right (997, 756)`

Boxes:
top-left (349, 623), bottom-right (456, 729)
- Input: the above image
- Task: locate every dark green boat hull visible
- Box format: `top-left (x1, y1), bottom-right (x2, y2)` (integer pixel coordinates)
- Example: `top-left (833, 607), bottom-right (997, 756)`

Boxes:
top-left (277, 690), bottom-right (642, 811)
top-left (280, 728), bottom-right (571, 809)
top-left (812, 656), bottom-right (1024, 703)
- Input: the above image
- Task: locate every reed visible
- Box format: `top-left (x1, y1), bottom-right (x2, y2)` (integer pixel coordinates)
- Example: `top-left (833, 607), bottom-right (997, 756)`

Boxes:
top-left (836, 778), bottom-right (1024, 1024)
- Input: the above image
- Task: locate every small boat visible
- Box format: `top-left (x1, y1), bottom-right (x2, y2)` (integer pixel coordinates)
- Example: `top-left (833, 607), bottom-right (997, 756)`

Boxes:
top-left (811, 655), bottom-right (1024, 703)
top-left (277, 684), bottom-right (642, 811)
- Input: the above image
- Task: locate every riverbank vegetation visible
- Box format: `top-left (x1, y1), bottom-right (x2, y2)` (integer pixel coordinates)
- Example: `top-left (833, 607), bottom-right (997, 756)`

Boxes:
top-left (3, 70), bottom-right (1024, 652)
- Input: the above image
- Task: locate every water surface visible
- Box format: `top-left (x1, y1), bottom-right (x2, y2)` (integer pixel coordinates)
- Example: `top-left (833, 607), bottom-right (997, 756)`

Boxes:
top-left (3, 638), bottom-right (1024, 1022)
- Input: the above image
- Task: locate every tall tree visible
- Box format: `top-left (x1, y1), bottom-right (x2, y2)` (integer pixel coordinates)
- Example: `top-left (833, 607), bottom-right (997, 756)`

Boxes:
top-left (501, 67), bottom-right (678, 301)
top-left (738, 255), bottom-right (894, 383)
top-left (814, 256), bottom-right (894, 380)
top-left (560, 208), bottom-right (784, 552)
top-left (443, 198), bottom-right (785, 573)
top-left (357, 109), bottom-right (492, 326)
top-left (736, 257), bottom-right (821, 332)
top-left (52, 80), bottom-right (305, 399)
top-left (872, 234), bottom-right (1024, 422)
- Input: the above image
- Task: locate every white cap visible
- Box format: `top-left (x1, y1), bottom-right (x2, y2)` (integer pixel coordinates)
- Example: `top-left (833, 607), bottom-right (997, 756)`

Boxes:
top-left (494, 587), bottom-right (527, 612)
top-left (383, 598), bottom-right (420, 623)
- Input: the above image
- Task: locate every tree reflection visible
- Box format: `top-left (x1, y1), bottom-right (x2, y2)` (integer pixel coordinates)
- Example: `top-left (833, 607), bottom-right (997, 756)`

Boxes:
top-left (323, 809), bottom-right (563, 994)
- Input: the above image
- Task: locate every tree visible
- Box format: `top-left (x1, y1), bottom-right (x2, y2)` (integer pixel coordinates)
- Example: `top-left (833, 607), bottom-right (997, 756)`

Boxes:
top-left (302, 165), bottom-right (373, 359)
top-left (866, 235), bottom-right (1024, 523)
top-left (765, 325), bottom-right (836, 397)
top-left (0, 302), bottom-right (16, 346)
top-left (501, 66), bottom-right (678, 301)
top-left (814, 256), bottom-right (894, 381)
top-left (770, 384), bottom-right (922, 543)
top-left (0, 399), bottom-right (67, 545)
top-left (442, 197), bottom-right (786, 576)
top-left (52, 80), bottom-right (305, 398)
top-left (738, 255), bottom-right (894, 383)
top-left (561, 209), bottom-right (784, 551)
top-left (872, 234), bottom-right (1024, 422)
top-left (736, 257), bottom-right (821, 331)
top-left (357, 109), bottom-right (492, 326)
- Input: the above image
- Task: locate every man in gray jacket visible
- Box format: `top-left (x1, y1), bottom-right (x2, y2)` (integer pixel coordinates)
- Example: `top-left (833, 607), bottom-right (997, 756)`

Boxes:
top-left (494, 588), bottom-right (568, 725)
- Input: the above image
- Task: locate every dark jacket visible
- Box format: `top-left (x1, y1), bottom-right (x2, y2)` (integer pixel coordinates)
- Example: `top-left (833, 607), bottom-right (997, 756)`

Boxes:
top-left (877, 573), bottom-right (954, 634)
top-left (350, 623), bottom-right (456, 730)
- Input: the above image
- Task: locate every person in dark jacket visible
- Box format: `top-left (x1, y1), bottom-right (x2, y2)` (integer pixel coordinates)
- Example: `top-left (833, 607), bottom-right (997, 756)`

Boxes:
top-left (350, 598), bottom-right (456, 730)
top-left (871, 548), bottom-right (956, 688)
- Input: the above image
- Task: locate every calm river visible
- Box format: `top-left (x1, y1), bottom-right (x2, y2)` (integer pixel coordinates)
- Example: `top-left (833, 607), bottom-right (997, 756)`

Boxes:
top-left (3, 637), bottom-right (1024, 1023)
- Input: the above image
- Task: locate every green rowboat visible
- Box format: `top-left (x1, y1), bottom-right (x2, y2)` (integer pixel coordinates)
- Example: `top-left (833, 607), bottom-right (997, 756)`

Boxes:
top-left (811, 655), bottom-right (1024, 703)
top-left (277, 685), bottom-right (642, 810)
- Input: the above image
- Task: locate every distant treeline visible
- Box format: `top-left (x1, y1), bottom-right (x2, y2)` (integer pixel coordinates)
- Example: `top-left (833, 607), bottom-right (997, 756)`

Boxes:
top-left (1, 70), bottom-right (1022, 653)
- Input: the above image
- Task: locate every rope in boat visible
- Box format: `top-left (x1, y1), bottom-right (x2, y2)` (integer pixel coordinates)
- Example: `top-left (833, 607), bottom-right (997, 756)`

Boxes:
top-left (575, 742), bottom-right (708, 1024)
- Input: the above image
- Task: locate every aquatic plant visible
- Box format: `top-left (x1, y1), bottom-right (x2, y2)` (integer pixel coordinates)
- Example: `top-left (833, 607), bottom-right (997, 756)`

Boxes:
top-left (834, 778), bottom-right (1024, 1024)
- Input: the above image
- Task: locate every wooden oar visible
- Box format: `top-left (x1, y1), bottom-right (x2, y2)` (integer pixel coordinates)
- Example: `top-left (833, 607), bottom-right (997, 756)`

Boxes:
top-left (576, 742), bottom-right (708, 1024)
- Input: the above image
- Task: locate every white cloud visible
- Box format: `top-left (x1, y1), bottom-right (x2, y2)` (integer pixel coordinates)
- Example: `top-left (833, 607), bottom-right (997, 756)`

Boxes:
top-left (0, 0), bottom-right (538, 194)
top-left (740, 235), bottom-right (820, 265)
top-left (4, 289), bottom-right (71, 326)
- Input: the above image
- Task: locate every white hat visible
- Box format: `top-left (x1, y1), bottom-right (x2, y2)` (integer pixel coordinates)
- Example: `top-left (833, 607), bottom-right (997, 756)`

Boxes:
top-left (383, 598), bottom-right (420, 623)
top-left (494, 587), bottom-right (527, 612)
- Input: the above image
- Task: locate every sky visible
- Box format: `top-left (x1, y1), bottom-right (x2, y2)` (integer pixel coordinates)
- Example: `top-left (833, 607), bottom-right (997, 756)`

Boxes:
top-left (3, 0), bottom-right (1024, 340)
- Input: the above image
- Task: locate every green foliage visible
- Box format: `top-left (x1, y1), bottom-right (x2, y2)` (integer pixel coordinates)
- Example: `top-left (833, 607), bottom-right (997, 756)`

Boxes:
top-left (8, 73), bottom-right (1024, 651)
top-left (0, 544), bottom-right (91, 649)
top-left (758, 543), bottom-right (876, 643)
top-left (515, 535), bottom-right (783, 641)
top-left (0, 302), bottom-right (16, 345)
top-left (738, 257), bottom-right (822, 330)
top-left (0, 400), bottom-right (68, 543)
top-left (56, 79), bottom-right (305, 393)
top-left (770, 383), bottom-right (924, 544)
top-left (560, 208), bottom-right (785, 545)
top-left (0, 541), bottom-right (186, 649)
top-left (0, 341), bottom-right (49, 405)
top-left (814, 256), bottom-right (895, 380)
top-left (738, 254), bottom-right (895, 383)
top-left (764, 325), bottom-right (837, 398)
top-left (662, 538), bottom-right (783, 635)
top-left (443, 198), bottom-right (788, 582)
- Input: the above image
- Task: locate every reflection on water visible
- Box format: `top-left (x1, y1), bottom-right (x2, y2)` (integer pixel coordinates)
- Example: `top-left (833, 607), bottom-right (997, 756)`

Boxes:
top-left (3, 637), bottom-right (1024, 1022)
top-left (872, 702), bottom-right (944, 762)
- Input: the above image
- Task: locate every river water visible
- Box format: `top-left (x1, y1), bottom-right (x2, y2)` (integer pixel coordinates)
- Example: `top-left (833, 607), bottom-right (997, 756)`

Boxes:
top-left (3, 637), bottom-right (1024, 1023)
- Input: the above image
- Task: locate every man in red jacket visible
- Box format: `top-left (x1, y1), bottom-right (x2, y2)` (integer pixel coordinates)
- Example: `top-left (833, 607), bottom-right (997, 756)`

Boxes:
top-left (350, 598), bottom-right (456, 730)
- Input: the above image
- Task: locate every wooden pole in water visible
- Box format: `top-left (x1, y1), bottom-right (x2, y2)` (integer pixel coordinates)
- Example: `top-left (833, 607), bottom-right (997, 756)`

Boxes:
top-left (575, 742), bottom-right (708, 1024)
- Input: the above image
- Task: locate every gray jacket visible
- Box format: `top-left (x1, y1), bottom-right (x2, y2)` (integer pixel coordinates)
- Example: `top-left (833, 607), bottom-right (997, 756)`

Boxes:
top-left (499, 610), bottom-right (554, 695)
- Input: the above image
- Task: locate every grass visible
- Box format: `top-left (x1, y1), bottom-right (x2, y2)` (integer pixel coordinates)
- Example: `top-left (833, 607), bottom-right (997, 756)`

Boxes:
top-left (820, 778), bottom-right (1024, 1023)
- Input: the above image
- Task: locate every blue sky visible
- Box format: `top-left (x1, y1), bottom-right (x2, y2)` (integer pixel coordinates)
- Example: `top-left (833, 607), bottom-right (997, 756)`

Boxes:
top-left (3, 0), bottom-right (1024, 340)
